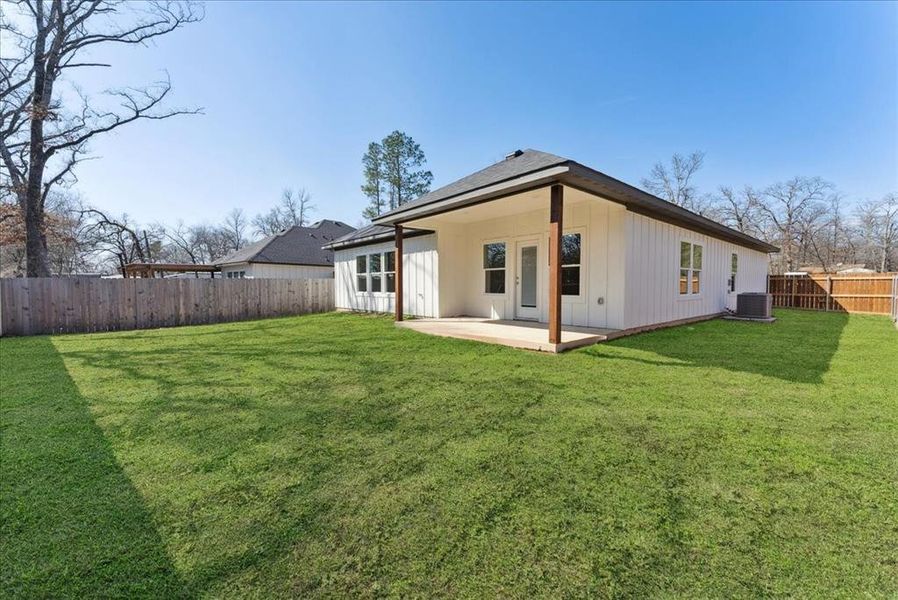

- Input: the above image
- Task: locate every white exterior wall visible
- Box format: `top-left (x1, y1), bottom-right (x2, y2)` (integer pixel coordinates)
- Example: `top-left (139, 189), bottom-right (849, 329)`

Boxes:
top-left (220, 263), bottom-right (334, 279)
top-left (333, 234), bottom-right (439, 317)
top-left (331, 194), bottom-right (769, 331)
top-left (435, 194), bottom-right (627, 329)
top-left (623, 212), bottom-right (768, 329)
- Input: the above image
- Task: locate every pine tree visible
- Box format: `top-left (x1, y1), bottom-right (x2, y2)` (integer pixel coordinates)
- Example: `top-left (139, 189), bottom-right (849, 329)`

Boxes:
top-left (361, 132), bottom-right (433, 219)
top-left (361, 142), bottom-right (386, 220)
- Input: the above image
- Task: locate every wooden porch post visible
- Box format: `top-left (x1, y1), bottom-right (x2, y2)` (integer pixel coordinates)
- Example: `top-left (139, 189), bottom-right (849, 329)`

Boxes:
top-left (548, 184), bottom-right (563, 344)
top-left (395, 224), bottom-right (403, 321)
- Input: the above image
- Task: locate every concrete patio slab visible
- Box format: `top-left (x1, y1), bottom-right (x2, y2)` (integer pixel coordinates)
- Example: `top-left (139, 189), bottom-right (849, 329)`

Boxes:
top-left (396, 317), bottom-right (619, 353)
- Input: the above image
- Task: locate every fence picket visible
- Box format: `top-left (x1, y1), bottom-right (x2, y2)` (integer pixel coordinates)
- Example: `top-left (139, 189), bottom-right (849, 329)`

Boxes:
top-left (768, 273), bottom-right (897, 315)
top-left (0, 278), bottom-right (335, 336)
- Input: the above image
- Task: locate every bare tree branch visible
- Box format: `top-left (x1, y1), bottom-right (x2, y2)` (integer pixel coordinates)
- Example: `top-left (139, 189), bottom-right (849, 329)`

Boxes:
top-left (0, 0), bottom-right (203, 276)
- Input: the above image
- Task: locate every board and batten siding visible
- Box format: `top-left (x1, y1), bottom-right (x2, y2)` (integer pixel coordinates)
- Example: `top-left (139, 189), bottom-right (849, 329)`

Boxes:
top-left (623, 212), bottom-right (768, 330)
top-left (220, 263), bottom-right (334, 279)
top-left (431, 192), bottom-right (627, 329)
top-left (333, 234), bottom-right (439, 317)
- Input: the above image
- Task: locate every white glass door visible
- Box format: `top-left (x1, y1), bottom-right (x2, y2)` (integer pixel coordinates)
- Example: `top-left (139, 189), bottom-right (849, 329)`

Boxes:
top-left (516, 242), bottom-right (539, 320)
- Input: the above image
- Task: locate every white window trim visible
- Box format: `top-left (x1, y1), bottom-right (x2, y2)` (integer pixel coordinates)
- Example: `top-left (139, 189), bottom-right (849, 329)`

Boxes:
top-left (355, 255), bottom-right (369, 294)
top-left (482, 239), bottom-right (508, 297)
top-left (355, 249), bottom-right (397, 297)
top-left (678, 240), bottom-right (703, 299)
top-left (381, 250), bottom-right (396, 296)
top-left (560, 227), bottom-right (586, 303)
top-left (729, 252), bottom-right (738, 293)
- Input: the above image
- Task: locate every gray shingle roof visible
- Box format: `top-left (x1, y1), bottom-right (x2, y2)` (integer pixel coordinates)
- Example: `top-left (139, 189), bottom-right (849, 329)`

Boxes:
top-left (377, 149), bottom-right (568, 220)
top-left (367, 148), bottom-right (777, 253)
top-left (217, 219), bottom-right (355, 266)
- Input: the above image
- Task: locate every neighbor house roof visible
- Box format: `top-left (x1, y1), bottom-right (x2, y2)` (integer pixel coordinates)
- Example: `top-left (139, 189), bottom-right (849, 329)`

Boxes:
top-left (799, 264), bottom-right (873, 274)
top-left (368, 149), bottom-right (778, 253)
top-left (218, 219), bottom-right (355, 267)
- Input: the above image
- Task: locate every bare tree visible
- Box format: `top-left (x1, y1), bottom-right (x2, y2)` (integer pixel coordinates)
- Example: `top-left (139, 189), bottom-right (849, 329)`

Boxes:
top-left (193, 225), bottom-right (231, 263)
top-left (252, 207), bottom-right (285, 238)
top-left (159, 221), bottom-right (234, 265)
top-left (0, 0), bottom-right (203, 277)
top-left (222, 208), bottom-right (247, 251)
top-left (802, 194), bottom-right (854, 273)
top-left (297, 189), bottom-right (315, 226)
top-left (79, 207), bottom-right (159, 272)
top-left (855, 194), bottom-right (898, 272)
top-left (714, 185), bottom-right (761, 235)
top-left (252, 188), bottom-right (315, 237)
top-left (878, 193), bottom-right (898, 272)
top-left (755, 176), bottom-right (833, 273)
top-left (161, 221), bottom-right (202, 264)
top-left (641, 151), bottom-right (710, 213)
top-left (279, 188), bottom-right (315, 227)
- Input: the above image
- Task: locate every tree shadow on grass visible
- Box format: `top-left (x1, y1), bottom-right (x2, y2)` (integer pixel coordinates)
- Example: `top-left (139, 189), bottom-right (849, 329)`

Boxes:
top-left (582, 310), bottom-right (850, 384)
top-left (0, 336), bottom-right (192, 598)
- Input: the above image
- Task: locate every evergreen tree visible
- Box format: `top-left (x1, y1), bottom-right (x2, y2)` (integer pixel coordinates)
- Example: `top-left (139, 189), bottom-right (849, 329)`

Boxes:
top-left (361, 131), bottom-right (433, 219)
top-left (361, 142), bottom-right (386, 220)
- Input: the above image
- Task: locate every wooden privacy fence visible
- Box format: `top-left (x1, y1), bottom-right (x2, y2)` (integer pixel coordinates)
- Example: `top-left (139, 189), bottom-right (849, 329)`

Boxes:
top-left (0, 277), bottom-right (334, 337)
top-left (767, 273), bottom-right (898, 316)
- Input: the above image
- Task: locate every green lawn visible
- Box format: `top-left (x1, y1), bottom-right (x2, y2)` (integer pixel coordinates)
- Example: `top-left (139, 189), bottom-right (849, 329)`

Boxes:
top-left (1, 310), bottom-right (896, 598)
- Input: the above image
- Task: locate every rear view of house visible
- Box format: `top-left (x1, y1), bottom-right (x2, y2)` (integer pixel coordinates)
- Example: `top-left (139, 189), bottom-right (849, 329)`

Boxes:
top-left (218, 220), bottom-right (354, 279)
top-left (325, 150), bottom-right (776, 347)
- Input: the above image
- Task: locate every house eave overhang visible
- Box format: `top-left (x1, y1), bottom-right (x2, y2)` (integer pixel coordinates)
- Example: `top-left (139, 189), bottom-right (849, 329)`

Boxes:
top-left (371, 165), bottom-right (572, 226)
top-left (321, 227), bottom-right (434, 251)
top-left (371, 161), bottom-right (778, 254)
top-left (216, 260), bottom-right (334, 268)
top-left (562, 163), bottom-right (780, 254)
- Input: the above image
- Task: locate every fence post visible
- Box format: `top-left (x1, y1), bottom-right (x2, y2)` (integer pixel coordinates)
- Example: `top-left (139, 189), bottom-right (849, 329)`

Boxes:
top-left (790, 276), bottom-right (796, 309)
top-left (892, 274), bottom-right (898, 323)
top-left (826, 276), bottom-right (832, 312)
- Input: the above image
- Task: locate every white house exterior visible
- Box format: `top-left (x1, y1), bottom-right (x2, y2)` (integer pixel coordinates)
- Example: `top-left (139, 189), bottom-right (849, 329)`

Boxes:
top-left (219, 262), bottom-right (335, 280)
top-left (326, 150), bottom-right (776, 337)
top-left (218, 220), bottom-right (354, 279)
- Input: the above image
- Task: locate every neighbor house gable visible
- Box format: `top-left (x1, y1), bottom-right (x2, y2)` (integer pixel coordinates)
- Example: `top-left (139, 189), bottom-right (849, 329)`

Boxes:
top-left (218, 219), bottom-right (355, 267)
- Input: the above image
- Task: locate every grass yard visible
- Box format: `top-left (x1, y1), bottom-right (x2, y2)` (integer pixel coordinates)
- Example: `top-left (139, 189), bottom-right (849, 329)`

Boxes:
top-left (1, 309), bottom-right (896, 598)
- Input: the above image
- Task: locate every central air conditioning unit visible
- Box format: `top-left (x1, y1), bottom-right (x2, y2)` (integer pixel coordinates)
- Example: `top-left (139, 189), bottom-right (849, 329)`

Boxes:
top-left (736, 292), bottom-right (773, 319)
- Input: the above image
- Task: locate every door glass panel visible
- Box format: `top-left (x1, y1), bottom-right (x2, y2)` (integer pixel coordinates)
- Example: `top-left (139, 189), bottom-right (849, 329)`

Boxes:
top-left (521, 245), bottom-right (537, 308)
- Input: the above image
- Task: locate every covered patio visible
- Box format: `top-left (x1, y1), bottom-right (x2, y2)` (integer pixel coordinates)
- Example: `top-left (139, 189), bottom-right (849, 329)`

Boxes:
top-left (396, 317), bottom-right (619, 353)
top-left (328, 148), bottom-right (776, 352)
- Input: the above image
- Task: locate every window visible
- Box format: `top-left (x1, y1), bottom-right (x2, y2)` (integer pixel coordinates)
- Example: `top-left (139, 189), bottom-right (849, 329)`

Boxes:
top-left (729, 253), bottom-right (738, 292)
top-left (384, 251), bottom-right (396, 293)
top-left (679, 241), bottom-right (702, 295)
top-left (370, 252), bottom-right (382, 292)
top-left (561, 233), bottom-right (581, 296)
top-left (356, 251), bottom-right (396, 294)
top-left (483, 242), bottom-right (506, 294)
top-left (356, 255), bottom-right (367, 292)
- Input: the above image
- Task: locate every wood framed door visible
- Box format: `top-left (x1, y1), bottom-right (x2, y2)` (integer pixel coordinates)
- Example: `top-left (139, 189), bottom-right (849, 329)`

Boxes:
top-left (515, 241), bottom-right (539, 320)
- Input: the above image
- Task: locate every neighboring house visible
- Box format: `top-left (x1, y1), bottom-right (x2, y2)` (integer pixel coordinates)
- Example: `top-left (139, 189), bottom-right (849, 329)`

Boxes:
top-left (837, 267), bottom-right (877, 274)
top-left (218, 220), bottom-right (355, 279)
top-left (324, 149), bottom-right (778, 340)
top-left (798, 264), bottom-right (877, 275)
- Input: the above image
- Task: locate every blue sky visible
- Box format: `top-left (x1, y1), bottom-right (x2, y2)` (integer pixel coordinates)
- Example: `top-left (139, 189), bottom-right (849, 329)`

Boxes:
top-left (70, 1), bottom-right (897, 228)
